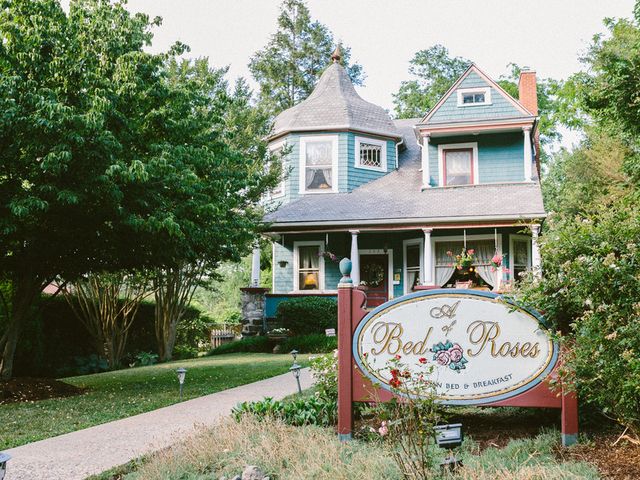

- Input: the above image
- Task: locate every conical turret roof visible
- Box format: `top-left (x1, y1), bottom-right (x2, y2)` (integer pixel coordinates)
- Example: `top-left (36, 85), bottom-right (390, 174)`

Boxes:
top-left (270, 62), bottom-right (401, 140)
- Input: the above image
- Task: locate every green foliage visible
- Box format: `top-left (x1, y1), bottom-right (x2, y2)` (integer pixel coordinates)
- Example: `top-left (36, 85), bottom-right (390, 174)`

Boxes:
top-left (208, 336), bottom-right (271, 355)
top-left (72, 354), bottom-right (109, 376)
top-left (129, 351), bottom-right (159, 368)
top-left (309, 351), bottom-right (337, 401)
top-left (278, 334), bottom-right (336, 354)
top-left (275, 297), bottom-right (337, 335)
top-left (232, 396), bottom-right (337, 427)
top-left (393, 44), bottom-right (470, 119)
top-left (248, 0), bottom-right (364, 116)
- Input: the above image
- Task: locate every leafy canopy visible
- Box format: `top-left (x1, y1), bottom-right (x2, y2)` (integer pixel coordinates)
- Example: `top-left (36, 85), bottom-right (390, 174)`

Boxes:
top-left (249, 0), bottom-right (364, 117)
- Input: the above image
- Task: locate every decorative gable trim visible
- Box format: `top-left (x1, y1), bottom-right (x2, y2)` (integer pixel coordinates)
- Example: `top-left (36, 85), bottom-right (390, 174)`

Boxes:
top-left (419, 64), bottom-right (535, 126)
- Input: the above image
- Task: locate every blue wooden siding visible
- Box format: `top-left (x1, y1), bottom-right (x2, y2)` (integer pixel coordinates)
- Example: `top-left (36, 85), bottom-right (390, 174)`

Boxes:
top-left (266, 132), bottom-right (396, 209)
top-left (428, 132), bottom-right (525, 185)
top-left (427, 71), bottom-right (524, 124)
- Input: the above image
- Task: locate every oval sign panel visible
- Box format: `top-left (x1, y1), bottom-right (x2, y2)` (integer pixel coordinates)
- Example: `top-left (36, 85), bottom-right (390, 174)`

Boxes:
top-left (353, 290), bottom-right (558, 405)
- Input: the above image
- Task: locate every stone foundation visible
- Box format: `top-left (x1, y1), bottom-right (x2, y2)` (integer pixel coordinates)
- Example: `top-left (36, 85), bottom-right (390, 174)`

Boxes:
top-left (240, 287), bottom-right (269, 336)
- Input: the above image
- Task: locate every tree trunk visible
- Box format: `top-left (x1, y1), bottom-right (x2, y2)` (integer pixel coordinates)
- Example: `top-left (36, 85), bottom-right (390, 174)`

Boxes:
top-left (0, 275), bottom-right (44, 380)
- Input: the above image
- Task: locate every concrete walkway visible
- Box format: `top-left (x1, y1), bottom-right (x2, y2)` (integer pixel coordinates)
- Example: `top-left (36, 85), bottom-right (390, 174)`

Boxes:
top-left (5, 368), bottom-right (313, 480)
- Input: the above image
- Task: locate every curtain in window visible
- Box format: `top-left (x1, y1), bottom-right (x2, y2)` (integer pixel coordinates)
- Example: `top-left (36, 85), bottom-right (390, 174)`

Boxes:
top-left (299, 246), bottom-right (320, 290)
top-left (305, 142), bottom-right (333, 190)
top-left (473, 240), bottom-right (495, 288)
top-left (445, 150), bottom-right (472, 185)
top-left (435, 241), bottom-right (459, 287)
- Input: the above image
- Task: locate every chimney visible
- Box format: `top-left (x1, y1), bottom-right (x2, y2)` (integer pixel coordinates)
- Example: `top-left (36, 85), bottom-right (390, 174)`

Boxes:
top-left (518, 67), bottom-right (538, 115)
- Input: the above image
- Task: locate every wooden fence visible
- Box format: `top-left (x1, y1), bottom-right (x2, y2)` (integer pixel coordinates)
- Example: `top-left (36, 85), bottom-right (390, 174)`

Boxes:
top-left (210, 324), bottom-right (242, 349)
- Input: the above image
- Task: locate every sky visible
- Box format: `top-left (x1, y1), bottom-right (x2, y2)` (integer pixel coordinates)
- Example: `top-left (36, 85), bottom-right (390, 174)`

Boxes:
top-left (63, 0), bottom-right (637, 148)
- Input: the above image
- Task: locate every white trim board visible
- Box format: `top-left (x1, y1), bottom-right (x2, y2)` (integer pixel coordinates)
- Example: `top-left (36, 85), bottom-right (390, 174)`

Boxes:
top-left (358, 248), bottom-right (394, 300)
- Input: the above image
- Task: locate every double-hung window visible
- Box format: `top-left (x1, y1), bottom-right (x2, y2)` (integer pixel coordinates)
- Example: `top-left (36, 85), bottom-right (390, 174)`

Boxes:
top-left (438, 142), bottom-right (478, 186)
top-left (294, 241), bottom-right (324, 291)
top-left (300, 136), bottom-right (338, 193)
top-left (355, 136), bottom-right (387, 172)
top-left (510, 235), bottom-right (532, 282)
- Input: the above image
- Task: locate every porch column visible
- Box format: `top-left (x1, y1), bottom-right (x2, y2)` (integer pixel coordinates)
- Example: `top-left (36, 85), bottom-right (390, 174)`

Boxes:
top-left (421, 134), bottom-right (431, 189)
top-left (250, 243), bottom-right (261, 287)
top-left (523, 126), bottom-right (533, 182)
top-left (422, 228), bottom-right (434, 285)
top-left (531, 223), bottom-right (541, 278)
top-left (349, 230), bottom-right (360, 285)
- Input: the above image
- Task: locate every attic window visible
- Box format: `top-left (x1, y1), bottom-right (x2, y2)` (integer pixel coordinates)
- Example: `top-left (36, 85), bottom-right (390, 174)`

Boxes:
top-left (355, 136), bottom-right (387, 172)
top-left (456, 87), bottom-right (491, 107)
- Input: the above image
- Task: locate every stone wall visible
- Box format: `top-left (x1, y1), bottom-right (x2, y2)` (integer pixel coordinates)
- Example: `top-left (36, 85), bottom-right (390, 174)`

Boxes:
top-left (240, 287), bottom-right (269, 336)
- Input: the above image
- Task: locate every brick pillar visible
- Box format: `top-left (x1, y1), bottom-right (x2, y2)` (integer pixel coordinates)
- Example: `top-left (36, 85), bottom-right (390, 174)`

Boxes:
top-left (240, 287), bottom-right (269, 336)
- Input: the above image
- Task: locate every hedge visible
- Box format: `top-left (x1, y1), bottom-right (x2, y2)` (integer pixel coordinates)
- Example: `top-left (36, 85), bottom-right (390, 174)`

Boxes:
top-left (275, 297), bottom-right (337, 336)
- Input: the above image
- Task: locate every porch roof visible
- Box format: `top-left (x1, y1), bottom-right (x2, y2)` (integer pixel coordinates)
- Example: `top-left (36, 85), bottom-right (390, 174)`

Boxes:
top-left (264, 118), bottom-right (546, 229)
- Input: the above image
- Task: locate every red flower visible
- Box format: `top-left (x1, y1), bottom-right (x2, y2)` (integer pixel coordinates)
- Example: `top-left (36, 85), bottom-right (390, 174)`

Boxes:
top-left (390, 377), bottom-right (402, 388)
top-left (390, 368), bottom-right (400, 378)
top-left (418, 357), bottom-right (427, 364)
top-left (394, 354), bottom-right (402, 360)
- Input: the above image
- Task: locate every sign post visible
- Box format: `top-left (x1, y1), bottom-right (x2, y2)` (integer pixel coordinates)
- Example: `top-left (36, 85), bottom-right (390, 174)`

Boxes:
top-left (337, 259), bottom-right (578, 446)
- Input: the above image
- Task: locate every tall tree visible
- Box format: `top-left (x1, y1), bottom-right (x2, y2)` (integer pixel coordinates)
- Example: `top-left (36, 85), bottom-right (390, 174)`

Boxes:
top-left (249, 0), bottom-right (364, 116)
top-left (393, 45), bottom-right (470, 119)
top-left (0, 1), bottom-right (277, 379)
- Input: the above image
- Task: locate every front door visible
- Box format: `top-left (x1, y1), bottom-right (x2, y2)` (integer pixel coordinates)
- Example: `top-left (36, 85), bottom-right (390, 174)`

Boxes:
top-left (360, 254), bottom-right (389, 308)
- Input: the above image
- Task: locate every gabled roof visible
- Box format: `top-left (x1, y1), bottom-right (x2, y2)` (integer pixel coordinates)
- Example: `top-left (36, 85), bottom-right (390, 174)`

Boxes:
top-left (264, 119), bottom-right (545, 228)
top-left (269, 62), bottom-right (401, 140)
top-left (418, 64), bottom-right (535, 127)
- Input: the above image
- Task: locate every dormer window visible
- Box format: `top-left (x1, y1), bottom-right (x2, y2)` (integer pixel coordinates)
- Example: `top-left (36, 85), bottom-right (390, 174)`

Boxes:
top-left (456, 87), bottom-right (491, 107)
top-left (299, 136), bottom-right (338, 194)
top-left (355, 136), bottom-right (387, 172)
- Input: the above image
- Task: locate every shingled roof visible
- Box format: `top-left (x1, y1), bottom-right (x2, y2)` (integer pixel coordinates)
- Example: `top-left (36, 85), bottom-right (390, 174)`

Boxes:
top-left (269, 62), bottom-right (401, 140)
top-left (264, 119), bottom-right (546, 228)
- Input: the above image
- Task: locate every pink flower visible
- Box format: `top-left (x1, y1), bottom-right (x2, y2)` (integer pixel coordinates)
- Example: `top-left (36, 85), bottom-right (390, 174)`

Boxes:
top-left (435, 350), bottom-right (451, 366)
top-left (446, 250), bottom-right (453, 256)
top-left (468, 249), bottom-right (475, 255)
top-left (394, 354), bottom-right (401, 360)
top-left (449, 343), bottom-right (463, 363)
top-left (378, 421), bottom-right (388, 437)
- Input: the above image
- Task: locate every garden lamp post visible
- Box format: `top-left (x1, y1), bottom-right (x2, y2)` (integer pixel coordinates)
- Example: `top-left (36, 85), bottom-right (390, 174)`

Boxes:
top-left (290, 362), bottom-right (302, 394)
top-left (434, 423), bottom-right (463, 472)
top-left (290, 349), bottom-right (298, 362)
top-left (0, 452), bottom-right (11, 480)
top-left (176, 367), bottom-right (187, 401)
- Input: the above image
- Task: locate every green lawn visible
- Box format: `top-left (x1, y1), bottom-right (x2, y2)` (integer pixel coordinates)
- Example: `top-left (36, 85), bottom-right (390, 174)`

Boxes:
top-left (0, 353), bottom-right (308, 449)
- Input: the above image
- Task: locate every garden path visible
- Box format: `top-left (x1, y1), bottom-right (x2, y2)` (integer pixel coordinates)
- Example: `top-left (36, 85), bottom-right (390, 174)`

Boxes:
top-left (5, 368), bottom-right (313, 480)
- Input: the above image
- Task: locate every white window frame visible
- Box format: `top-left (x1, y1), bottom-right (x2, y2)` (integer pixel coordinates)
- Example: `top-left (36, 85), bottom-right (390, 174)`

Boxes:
top-left (355, 136), bottom-right (387, 172)
top-left (437, 142), bottom-right (479, 186)
top-left (403, 238), bottom-right (424, 295)
top-left (293, 240), bottom-right (325, 292)
top-left (430, 234), bottom-right (502, 287)
top-left (299, 135), bottom-right (339, 194)
top-left (509, 234), bottom-right (532, 280)
top-left (359, 249), bottom-right (394, 300)
top-left (456, 87), bottom-right (492, 107)
top-left (267, 139), bottom-right (286, 199)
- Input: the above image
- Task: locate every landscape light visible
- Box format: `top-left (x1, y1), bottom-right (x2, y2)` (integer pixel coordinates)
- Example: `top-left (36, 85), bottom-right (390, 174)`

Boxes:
top-left (290, 349), bottom-right (298, 362)
top-left (0, 452), bottom-right (10, 480)
top-left (290, 362), bottom-right (302, 394)
top-left (176, 367), bottom-right (187, 401)
top-left (434, 423), bottom-right (463, 472)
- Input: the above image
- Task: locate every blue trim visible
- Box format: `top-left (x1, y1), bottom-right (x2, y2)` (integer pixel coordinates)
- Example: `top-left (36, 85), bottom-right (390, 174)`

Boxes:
top-left (351, 289), bottom-right (559, 406)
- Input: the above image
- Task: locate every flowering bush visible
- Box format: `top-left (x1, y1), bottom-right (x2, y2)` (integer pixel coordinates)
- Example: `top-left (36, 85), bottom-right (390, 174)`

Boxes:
top-left (362, 355), bottom-right (444, 478)
top-left (310, 350), bottom-right (338, 401)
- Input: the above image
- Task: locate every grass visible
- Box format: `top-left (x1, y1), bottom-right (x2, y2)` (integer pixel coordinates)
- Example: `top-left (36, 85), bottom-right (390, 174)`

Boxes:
top-left (97, 417), bottom-right (600, 480)
top-left (0, 353), bottom-right (308, 449)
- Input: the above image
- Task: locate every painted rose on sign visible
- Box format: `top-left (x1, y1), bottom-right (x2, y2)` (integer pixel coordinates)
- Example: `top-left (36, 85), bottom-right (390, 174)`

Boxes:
top-left (431, 341), bottom-right (468, 372)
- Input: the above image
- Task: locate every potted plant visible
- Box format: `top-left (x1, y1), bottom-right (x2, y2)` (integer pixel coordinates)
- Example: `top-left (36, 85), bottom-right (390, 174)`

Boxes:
top-left (266, 327), bottom-right (291, 341)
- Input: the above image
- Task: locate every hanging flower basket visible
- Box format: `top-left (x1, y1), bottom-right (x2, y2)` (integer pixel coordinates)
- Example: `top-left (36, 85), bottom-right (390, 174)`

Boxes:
top-left (447, 248), bottom-right (476, 270)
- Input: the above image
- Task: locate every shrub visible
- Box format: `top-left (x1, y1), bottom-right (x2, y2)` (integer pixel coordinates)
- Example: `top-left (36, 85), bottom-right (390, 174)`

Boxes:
top-left (232, 396), bottom-right (337, 427)
top-left (278, 334), bottom-right (337, 354)
top-left (275, 297), bottom-right (337, 336)
top-left (128, 351), bottom-right (159, 368)
top-left (309, 350), bottom-right (338, 401)
top-left (207, 336), bottom-right (271, 355)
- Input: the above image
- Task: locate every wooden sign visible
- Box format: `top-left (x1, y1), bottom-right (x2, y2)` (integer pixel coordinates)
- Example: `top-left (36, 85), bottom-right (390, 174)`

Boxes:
top-left (353, 291), bottom-right (558, 405)
top-left (337, 272), bottom-right (578, 446)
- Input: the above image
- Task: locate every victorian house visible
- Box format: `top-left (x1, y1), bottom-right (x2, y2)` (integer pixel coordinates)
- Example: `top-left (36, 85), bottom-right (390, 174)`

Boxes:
top-left (250, 49), bottom-right (545, 322)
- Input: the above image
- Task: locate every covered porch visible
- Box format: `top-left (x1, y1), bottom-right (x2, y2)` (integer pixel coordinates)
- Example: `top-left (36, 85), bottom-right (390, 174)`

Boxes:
top-left (256, 223), bottom-right (541, 314)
